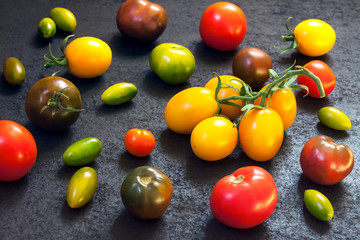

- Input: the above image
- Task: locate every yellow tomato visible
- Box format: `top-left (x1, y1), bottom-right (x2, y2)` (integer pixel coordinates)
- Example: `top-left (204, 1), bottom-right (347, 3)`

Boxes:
top-left (191, 116), bottom-right (238, 161)
top-left (204, 75), bottom-right (244, 120)
top-left (65, 37), bottom-right (112, 78)
top-left (164, 87), bottom-right (218, 134)
top-left (239, 108), bottom-right (284, 161)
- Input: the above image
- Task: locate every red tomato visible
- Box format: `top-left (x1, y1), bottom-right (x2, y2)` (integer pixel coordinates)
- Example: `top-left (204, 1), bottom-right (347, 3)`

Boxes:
top-left (300, 135), bottom-right (354, 185)
top-left (297, 60), bottom-right (336, 98)
top-left (199, 2), bottom-right (247, 51)
top-left (210, 166), bottom-right (278, 229)
top-left (124, 129), bottom-right (156, 157)
top-left (0, 120), bottom-right (37, 182)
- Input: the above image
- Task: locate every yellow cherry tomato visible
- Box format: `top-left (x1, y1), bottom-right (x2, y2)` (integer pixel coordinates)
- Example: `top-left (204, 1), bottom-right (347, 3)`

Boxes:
top-left (164, 87), bottom-right (218, 134)
top-left (239, 108), bottom-right (284, 161)
top-left (191, 116), bottom-right (238, 161)
top-left (204, 75), bottom-right (244, 120)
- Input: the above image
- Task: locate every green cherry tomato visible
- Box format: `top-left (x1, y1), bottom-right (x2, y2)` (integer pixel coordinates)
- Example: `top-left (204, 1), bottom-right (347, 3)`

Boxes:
top-left (38, 17), bottom-right (56, 39)
top-left (318, 106), bottom-right (351, 130)
top-left (62, 137), bottom-right (102, 166)
top-left (304, 189), bottom-right (334, 221)
top-left (101, 82), bottom-right (137, 105)
top-left (49, 7), bottom-right (77, 32)
top-left (3, 57), bottom-right (26, 85)
top-left (67, 167), bottom-right (98, 208)
top-left (150, 43), bottom-right (196, 84)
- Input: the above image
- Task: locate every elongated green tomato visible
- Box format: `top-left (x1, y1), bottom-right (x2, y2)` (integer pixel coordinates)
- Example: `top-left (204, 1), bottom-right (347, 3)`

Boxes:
top-left (318, 106), bottom-right (351, 130)
top-left (62, 137), bottom-right (102, 166)
top-left (38, 17), bottom-right (56, 39)
top-left (67, 167), bottom-right (98, 208)
top-left (3, 57), bottom-right (26, 85)
top-left (304, 189), bottom-right (334, 221)
top-left (101, 82), bottom-right (137, 105)
top-left (191, 116), bottom-right (238, 161)
top-left (49, 7), bottom-right (77, 32)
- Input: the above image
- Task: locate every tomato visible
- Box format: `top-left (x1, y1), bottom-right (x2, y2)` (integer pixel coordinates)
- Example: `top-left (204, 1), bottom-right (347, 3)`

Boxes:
top-left (121, 166), bottom-right (173, 219)
top-left (199, 2), bottom-right (247, 51)
top-left (49, 7), bottom-right (77, 32)
top-left (124, 129), bottom-right (156, 157)
top-left (191, 116), bottom-right (238, 161)
top-left (300, 135), bottom-right (354, 185)
top-left (239, 108), bottom-right (284, 161)
top-left (0, 120), bottom-right (37, 182)
top-left (67, 167), bottom-right (98, 208)
top-left (63, 137), bottom-right (102, 166)
top-left (38, 17), bottom-right (56, 39)
top-left (149, 43), bottom-right (196, 85)
top-left (25, 76), bottom-right (83, 131)
top-left (164, 87), bottom-right (218, 134)
top-left (304, 189), bottom-right (334, 221)
top-left (101, 82), bottom-right (137, 105)
top-left (116, 0), bottom-right (167, 42)
top-left (3, 57), bottom-right (26, 85)
top-left (232, 47), bottom-right (272, 89)
top-left (318, 106), bottom-right (351, 131)
top-left (210, 166), bottom-right (278, 229)
top-left (204, 75), bottom-right (244, 120)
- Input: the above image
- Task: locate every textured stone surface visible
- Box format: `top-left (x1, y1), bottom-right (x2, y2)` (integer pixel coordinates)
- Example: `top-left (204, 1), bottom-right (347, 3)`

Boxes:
top-left (0, 0), bottom-right (359, 239)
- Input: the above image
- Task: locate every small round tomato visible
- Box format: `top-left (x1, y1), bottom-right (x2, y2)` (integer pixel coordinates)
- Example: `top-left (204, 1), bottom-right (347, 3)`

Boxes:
top-left (63, 137), bottom-right (102, 166)
top-left (204, 75), bottom-right (244, 121)
top-left (318, 106), bottom-right (351, 130)
top-left (3, 57), bottom-right (26, 85)
top-left (199, 2), bottom-right (247, 51)
top-left (124, 129), bottom-right (156, 157)
top-left (210, 166), bottom-right (278, 229)
top-left (38, 17), bottom-right (56, 39)
top-left (101, 82), bottom-right (137, 105)
top-left (0, 120), bottom-right (37, 182)
top-left (49, 7), bottom-right (77, 32)
top-left (297, 60), bottom-right (336, 98)
top-left (304, 189), bottom-right (334, 221)
top-left (164, 87), bottom-right (218, 134)
top-left (239, 108), bottom-right (284, 161)
top-left (191, 116), bottom-right (238, 161)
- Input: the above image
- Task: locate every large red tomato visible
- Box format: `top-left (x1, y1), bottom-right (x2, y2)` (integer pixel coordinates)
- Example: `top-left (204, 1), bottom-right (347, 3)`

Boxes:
top-left (210, 166), bottom-right (278, 229)
top-left (0, 120), bottom-right (37, 182)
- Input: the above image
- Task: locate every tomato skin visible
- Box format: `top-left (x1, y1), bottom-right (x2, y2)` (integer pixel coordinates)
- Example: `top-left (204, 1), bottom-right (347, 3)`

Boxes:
top-left (3, 57), bottom-right (26, 85)
top-left (63, 137), bottom-right (102, 166)
top-left (297, 60), bottom-right (336, 98)
top-left (191, 116), bottom-right (238, 161)
top-left (318, 106), bottom-right (351, 131)
top-left (210, 166), bottom-right (278, 229)
top-left (200, 2), bottom-right (247, 51)
top-left (124, 129), bottom-right (156, 157)
top-left (304, 189), bottom-right (334, 221)
top-left (49, 7), bottom-right (77, 32)
top-left (239, 108), bottom-right (284, 161)
top-left (300, 135), bottom-right (354, 185)
top-left (101, 82), bottom-right (137, 105)
top-left (0, 120), bottom-right (37, 182)
top-left (164, 87), bottom-right (218, 134)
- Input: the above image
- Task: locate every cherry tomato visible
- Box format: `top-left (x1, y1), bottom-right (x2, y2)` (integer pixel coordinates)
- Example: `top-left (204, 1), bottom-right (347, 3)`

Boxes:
top-left (304, 189), bottom-right (334, 221)
top-left (239, 108), bottom-right (284, 161)
top-left (204, 75), bottom-right (244, 121)
top-left (297, 60), bottom-right (335, 98)
top-left (124, 129), bottom-right (156, 157)
top-left (3, 57), bottom-right (26, 85)
top-left (300, 135), bottom-right (354, 185)
top-left (318, 106), bottom-right (351, 131)
top-left (49, 7), bottom-right (77, 32)
top-left (0, 120), bottom-right (37, 182)
top-left (199, 2), bottom-right (247, 51)
top-left (191, 116), bottom-right (238, 161)
top-left (210, 166), bottom-right (278, 229)
top-left (38, 17), bottom-right (56, 39)
top-left (164, 87), bottom-right (218, 134)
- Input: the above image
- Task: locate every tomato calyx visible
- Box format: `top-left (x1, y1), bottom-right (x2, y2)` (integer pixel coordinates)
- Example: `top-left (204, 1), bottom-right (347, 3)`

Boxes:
top-left (229, 175), bottom-right (245, 183)
top-left (275, 17), bottom-right (298, 54)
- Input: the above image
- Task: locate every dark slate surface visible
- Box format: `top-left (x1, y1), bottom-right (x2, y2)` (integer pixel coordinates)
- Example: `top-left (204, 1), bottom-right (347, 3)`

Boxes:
top-left (0, 0), bottom-right (359, 239)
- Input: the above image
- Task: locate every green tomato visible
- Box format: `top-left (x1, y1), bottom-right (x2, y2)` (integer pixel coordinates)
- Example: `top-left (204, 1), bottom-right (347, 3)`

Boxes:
top-left (38, 17), bottom-right (56, 39)
top-left (101, 82), bottom-right (137, 105)
top-left (149, 43), bottom-right (195, 84)
top-left (3, 57), bottom-right (26, 85)
top-left (62, 137), bottom-right (102, 166)
top-left (318, 106), bottom-right (351, 130)
top-left (304, 189), bottom-right (334, 221)
top-left (67, 167), bottom-right (98, 208)
top-left (49, 7), bottom-right (77, 32)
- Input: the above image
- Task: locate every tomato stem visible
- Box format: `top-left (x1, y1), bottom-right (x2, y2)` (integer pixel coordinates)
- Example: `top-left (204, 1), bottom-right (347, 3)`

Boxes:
top-left (274, 17), bottom-right (298, 54)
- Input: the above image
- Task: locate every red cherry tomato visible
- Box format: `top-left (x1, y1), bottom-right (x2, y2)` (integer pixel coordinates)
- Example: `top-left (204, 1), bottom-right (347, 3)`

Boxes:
top-left (0, 120), bottom-right (37, 182)
top-left (210, 166), bottom-right (278, 229)
top-left (199, 2), bottom-right (247, 51)
top-left (124, 128), bottom-right (156, 157)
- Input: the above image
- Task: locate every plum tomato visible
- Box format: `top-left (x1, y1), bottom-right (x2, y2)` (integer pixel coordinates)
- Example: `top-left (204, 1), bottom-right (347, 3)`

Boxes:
top-left (63, 137), bottom-right (102, 166)
top-left (318, 106), bottom-right (351, 131)
top-left (3, 57), bottom-right (26, 85)
top-left (101, 82), bottom-right (137, 105)
top-left (124, 128), bottom-right (156, 157)
top-left (49, 7), bottom-right (77, 32)
top-left (304, 189), bottom-right (334, 221)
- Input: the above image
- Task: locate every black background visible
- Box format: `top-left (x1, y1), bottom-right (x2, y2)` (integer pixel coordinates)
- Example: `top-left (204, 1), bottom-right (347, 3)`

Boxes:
top-left (1, 0), bottom-right (359, 239)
